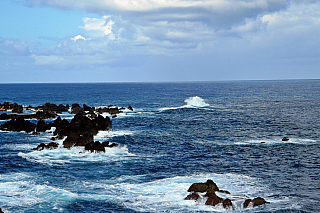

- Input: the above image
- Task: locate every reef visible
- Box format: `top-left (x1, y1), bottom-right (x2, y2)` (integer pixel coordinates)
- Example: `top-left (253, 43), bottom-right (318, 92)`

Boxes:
top-left (185, 179), bottom-right (270, 210)
top-left (0, 102), bottom-right (134, 152)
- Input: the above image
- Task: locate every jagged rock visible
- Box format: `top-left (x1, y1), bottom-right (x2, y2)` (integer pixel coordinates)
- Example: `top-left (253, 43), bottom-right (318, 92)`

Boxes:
top-left (12, 103), bottom-right (23, 113)
top-left (84, 141), bottom-right (119, 153)
top-left (128, 106), bottom-right (133, 111)
top-left (0, 102), bottom-right (23, 113)
top-left (282, 137), bottom-right (290, 141)
top-left (32, 142), bottom-right (59, 151)
top-left (188, 179), bottom-right (219, 193)
top-left (0, 117), bottom-right (36, 133)
top-left (218, 190), bottom-right (231, 194)
top-left (63, 132), bottom-right (93, 148)
top-left (184, 192), bottom-right (200, 201)
top-left (252, 197), bottom-right (270, 207)
top-left (243, 197), bottom-right (270, 208)
top-left (71, 103), bottom-right (84, 114)
top-left (222, 198), bottom-right (233, 209)
top-left (205, 191), bottom-right (223, 206)
top-left (0, 113), bottom-right (10, 120)
top-left (0, 207), bottom-right (4, 213)
top-left (83, 104), bottom-right (94, 112)
top-left (243, 199), bottom-right (252, 208)
top-left (185, 180), bottom-right (270, 210)
top-left (36, 120), bottom-right (50, 132)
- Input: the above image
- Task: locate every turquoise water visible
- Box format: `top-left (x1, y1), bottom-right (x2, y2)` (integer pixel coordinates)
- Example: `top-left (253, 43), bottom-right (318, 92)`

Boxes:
top-left (0, 80), bottom-right (319, 212)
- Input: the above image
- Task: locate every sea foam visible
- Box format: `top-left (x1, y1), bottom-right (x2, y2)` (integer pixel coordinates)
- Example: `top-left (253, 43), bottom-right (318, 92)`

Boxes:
top-left (85, 173), bottom-right (270, 212)
top-left (0, 172), bottom-right (77, 206)
top-left (18, 145), bottom-right (133, 166)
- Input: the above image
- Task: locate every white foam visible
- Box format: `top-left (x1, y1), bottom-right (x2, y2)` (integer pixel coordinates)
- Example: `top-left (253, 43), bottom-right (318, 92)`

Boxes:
top-left (236, 137), bottom-right (317, 145)
top-left (160, 96), bottom-right (210, 111)
top-left (95, 130), bottom-right (134, 140)
top-left (18, 145), bottom-right (134, 166)
top-left (0, 173), bottom-right (77, 206)
top-left (184, 96), bottom-right (210, 108)
top-left (85, 173), bottom-right (270, 212)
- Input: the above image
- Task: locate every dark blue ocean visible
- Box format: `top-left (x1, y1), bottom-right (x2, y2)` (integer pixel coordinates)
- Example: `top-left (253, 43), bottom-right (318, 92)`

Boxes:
top-left (0, 80), bottom-right (319, 212)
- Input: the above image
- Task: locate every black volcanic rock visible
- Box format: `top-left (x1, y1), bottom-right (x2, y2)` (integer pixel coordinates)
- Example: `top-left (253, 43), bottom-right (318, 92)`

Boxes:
top-left (188, 179), bottom-right (219, 193)
top-left (36, 120), bottom-right (50, 133)
top-left (85, 141), bottom-right (119, 152)
top-left (185, 180), bottom-right (269, 210)
top-left (184, 192), bottom-right (200, 201)
top-left (32, 142), bottom-right (59, 151)
top-left (0, 117), bottom-right (36, 133)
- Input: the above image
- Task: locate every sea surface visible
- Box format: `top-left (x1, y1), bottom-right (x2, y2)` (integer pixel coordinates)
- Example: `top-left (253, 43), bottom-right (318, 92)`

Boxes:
top-left (0, 80), bottom-right (319, 213)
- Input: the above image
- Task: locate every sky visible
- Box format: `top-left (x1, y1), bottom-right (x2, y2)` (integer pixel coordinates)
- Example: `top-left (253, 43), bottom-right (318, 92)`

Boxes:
top-left (0, 0), bottom-right (320, 83)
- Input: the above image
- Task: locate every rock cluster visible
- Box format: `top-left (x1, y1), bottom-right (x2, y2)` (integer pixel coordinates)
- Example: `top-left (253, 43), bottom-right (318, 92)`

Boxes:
top-left (0, 102), bottom-right (134, 153)
top-left (51, 113), bottom-right (112, 148)
top-left (0, 102), bottom-right (23, 113)
top-left (185, 179), bottom-right (270, 210)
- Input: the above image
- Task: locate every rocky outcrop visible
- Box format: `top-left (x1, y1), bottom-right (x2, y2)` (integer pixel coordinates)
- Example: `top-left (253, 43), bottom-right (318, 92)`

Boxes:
top-left (0, 118), bottom-right (36, 133)
top-left (1, 102), bottom-right (131, 153)
top-left (243, 197), bottom-right (270, 208)
top-left (185, 179), bottom-right (269, 210)
top-left (50, 113), bottom-right (112, 149)
top-left (84, 141), bottom-right (118, 153)
top-left (0, 102), bottom-right (23, 113)
top-left (32, 142), bottom-right (59, 151)
top-left (282, 137), bottom-right (290, 141)
top-left (0, 111), bottom-right (56, 121)
top-left (188, 179), bottom-right (219, 193)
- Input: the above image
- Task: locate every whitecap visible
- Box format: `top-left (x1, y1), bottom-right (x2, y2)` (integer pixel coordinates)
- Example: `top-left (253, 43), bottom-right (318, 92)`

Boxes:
top-left (236, 137), bottom-right (317, 145)
top-left (84, 173), bottom-right (270, 212)
top-left (184, 96), bottom-right (210, 108)
top-left (159, 96), bottom-right (210, 112)
top-left (95, 130), bottom-right (134, 140)
top-left (18, 145), bottom-right (134, 166)
top-left (0, 172), bottom-right (77, 206)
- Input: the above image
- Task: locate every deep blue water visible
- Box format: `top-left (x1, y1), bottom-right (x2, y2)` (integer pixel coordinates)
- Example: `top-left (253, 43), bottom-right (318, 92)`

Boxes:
top-left (0, 80), bottom-right (319, 212)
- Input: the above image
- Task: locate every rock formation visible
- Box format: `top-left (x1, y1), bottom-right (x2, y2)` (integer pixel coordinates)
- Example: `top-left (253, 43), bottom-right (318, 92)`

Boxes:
top-left (185, 179), bottom-right (269, 210)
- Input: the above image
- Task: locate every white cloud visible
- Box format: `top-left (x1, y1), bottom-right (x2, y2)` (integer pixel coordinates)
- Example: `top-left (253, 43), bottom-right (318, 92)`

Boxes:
top-left (21, 0), bottom-right (320, 75)
top-left (0, 38), bottom-right (31, 56)
top-left (71, 35), bottom-right (86, 41)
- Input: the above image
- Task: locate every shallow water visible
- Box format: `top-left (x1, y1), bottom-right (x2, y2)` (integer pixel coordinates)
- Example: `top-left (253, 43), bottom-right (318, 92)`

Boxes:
top-left (0, 80), bottom-right (319, 212)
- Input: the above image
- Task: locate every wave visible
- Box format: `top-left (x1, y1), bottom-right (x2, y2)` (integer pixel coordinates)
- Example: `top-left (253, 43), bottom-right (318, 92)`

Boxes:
top-left (0, 172), bottom-right (77, 206)
top-left (79, 173), bottom-right (272, 212)
top-left (235, 137), bottom-right (317, 145)
top-left (95, 130), bottom-right (134, 140)
top-left (18, 145), bottom-right (134, 166)
top-left (160, 96), bottom-right (210, 111)
top-left (184, 96), bottom-right (210, 108)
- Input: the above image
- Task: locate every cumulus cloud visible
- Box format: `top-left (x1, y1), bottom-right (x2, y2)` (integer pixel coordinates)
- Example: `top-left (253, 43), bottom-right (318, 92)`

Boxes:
top-left (0, 38), bottom-right (31, 56)
top-left (21, 0), bottom-right (320, 74)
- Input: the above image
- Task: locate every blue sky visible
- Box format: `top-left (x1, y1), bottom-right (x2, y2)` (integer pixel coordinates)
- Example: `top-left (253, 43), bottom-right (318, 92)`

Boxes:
top-left (1, 0), bottom-right (320, 83)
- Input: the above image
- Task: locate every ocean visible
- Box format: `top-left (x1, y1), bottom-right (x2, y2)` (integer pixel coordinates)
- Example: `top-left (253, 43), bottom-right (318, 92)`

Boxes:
top-left (0, 80), bottom-right (319, 212)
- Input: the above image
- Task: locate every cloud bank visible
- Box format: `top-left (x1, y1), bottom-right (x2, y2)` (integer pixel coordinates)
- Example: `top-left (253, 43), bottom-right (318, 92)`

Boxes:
top-left (2, 0), bottom-right (320, 81)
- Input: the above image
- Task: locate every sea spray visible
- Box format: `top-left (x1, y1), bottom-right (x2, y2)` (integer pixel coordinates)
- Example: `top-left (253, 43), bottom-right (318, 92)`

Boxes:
top-left (184, 96), bottom-right (210, 108)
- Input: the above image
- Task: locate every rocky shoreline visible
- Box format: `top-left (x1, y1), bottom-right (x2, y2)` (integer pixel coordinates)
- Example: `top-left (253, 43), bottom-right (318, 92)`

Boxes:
top-left (0, 102), bottom-right (133, 152)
